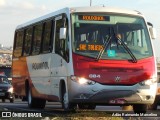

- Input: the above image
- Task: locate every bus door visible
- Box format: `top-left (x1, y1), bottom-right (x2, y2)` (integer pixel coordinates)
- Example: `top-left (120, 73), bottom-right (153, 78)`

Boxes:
top-left (50, 15), bottom-right (69, 98)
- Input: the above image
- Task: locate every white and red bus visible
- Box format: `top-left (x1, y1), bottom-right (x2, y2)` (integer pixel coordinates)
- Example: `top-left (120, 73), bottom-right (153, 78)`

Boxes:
top-left (12, 7), bottom-right (157, 113)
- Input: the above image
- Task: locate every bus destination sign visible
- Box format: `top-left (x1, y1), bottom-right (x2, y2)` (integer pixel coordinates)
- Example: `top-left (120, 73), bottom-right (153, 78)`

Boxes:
top-left (78, 15), bottom-right (110, 21)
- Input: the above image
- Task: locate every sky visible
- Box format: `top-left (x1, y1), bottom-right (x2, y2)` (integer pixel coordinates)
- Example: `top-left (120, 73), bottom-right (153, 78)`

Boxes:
top-left (0, 0), bottom-right (160, 57)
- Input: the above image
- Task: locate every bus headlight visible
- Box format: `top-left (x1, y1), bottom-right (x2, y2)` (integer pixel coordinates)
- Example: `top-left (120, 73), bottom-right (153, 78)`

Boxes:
top-left (139, 78), bottom-right (157, 86)
top-left (71, 75), bottom-right (96, 85)
top-left (8, 87), bottom-right (13, 93)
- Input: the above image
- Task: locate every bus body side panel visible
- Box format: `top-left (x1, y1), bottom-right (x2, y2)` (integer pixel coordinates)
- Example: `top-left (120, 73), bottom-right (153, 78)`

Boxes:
top-left (26, 54), bottom-right (58, 101)
top-left (26, 53), bottom-right (69, 101)
top-left (12, 53), bottom-right (69, 101)
top-left (12, 57), bottom-right (28, 96)
top-left (12, 8), bottom-right (72, 101)
top-left (50, 53), bottom-right (69, 99)
top-left (27, 54), bottom-right (51, 96)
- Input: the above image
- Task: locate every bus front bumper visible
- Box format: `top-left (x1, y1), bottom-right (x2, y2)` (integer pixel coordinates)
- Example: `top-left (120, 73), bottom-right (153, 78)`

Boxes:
top-left (68, 80), bottom-right (157, 105)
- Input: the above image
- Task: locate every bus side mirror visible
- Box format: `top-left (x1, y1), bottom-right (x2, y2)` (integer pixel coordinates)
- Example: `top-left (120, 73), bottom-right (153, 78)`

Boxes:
top-left (60, 27), bottom-right (67, 39)
top-left (147, 22), bottom-right (156, 39)
top-left (149, 27), bottom-right (156, 39)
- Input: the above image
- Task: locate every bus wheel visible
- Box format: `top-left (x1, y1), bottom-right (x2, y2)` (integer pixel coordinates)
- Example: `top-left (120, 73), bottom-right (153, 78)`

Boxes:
top-left (88, 104), bottom-right (96, 109)
top-left (133, 104), bottom-right (147, 114)
top-left (147, 97), bottom-right (159, 110)
top-left (62, 86), bottom-right (76, 112)
top-left (28, 88), bottom-right (35, 108)
top-left (27, 88), bottom-right (46, 109)
top-left (2, 99), bottom-right (5, 102)
top-left (10, 99), bottom-right (14, 103)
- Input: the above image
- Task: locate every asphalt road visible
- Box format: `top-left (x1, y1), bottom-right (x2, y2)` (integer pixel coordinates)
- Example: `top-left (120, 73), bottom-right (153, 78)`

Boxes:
top-left (0, 99), bottom-right (160, 119)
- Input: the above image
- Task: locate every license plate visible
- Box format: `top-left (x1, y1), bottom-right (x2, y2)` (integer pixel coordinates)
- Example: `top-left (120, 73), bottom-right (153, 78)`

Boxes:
top-left (109, 99), bottom-right (126, 104)
top-left (116, 99), bottom-right (126, 104)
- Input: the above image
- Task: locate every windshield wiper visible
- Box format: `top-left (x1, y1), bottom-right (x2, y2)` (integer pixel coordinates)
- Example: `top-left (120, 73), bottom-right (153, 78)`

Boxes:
top-left (117, 37), bottom-right (137, 63)
top-left (96, 26), bottom-right (137, 63)
top-left (96, 35), bottom-right (112, 61)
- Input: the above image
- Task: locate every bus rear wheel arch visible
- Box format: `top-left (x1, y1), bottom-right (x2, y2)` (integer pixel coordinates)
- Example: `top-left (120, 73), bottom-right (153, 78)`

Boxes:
top-left (26, 81), bottom-right (46, 109)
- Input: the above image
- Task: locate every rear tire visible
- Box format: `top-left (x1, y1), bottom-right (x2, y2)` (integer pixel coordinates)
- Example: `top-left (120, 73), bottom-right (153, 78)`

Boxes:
top-left (22, 96), bottom-right (27, 101)
top-left (2, 99), bottom-right (5, 102)
top-left (133, 104), bottom-right (147, 114)
top-left (10, 99), bottom-right (14, 103)
top-left (27, 87), bottom-right (46, 109)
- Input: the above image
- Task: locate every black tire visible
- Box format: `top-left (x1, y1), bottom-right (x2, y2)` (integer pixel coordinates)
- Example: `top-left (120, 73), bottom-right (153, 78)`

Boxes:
top-left (62, 85), bottom-right (76, 112)
top-left (88, 104), bottom-right (96, 109)
top-left (133, 104), bottom-right (147, 114)
top-left (2, 99), bottom-right (5, 102)
top-left (10, 99), bottom-right (14, 103)
top-left (78, 103), bottom-right (96, 110)
top-left (27, 87), bottom-right (46, 109)
top-left (15, 95), bottom-right (18, 99)
top-left (147, 97), bottom-right (159, 110)
top-left (22, 96), bottom-right (27, 101)
top-left (78, 104), bottom-right (87, 109)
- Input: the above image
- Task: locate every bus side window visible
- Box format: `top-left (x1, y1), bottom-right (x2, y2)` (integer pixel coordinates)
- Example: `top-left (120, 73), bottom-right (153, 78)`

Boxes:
top-left (32, 24), bottom-right (43, 55)
top-left (42, 20), bottom-right (54, 53)
top-left (55, 16), bottom-right (69, 62)
top-left (13, 31), bottom-right (24, 58)
top-left (23, 27), bottom-right (33, 56)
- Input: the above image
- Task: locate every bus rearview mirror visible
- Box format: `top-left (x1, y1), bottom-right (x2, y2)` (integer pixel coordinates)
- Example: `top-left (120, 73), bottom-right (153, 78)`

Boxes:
top-left (149, 27), bottom-right (156, 39)
top-left (60, 27), bottom-right (67, 39)
top-left (147, 22), bottom-right (156, 40)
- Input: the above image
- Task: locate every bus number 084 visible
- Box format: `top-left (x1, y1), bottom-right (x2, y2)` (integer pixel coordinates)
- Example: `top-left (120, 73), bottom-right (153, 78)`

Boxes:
top-left (89, 74), bottom-right (101, 78)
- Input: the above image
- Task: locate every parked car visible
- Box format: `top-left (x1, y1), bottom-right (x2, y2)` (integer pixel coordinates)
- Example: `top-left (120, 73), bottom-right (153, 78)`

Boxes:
top-left (0, 74), bottom-right (14, 103)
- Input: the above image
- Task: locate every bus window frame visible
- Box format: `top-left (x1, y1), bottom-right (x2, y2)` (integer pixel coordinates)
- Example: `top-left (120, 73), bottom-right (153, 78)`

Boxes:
top-left (13, 14), bottom-right (68, 59)
top-left (13, 30), bottom-right (24, 58)
top-left (54, 14), bottom-right (69, 63)
top-left (22, 26), bottom-right (34, 56)
top-left (31, 23), bottom-right (43, 55)
top-left (41, 19), bottom-right (54, 54)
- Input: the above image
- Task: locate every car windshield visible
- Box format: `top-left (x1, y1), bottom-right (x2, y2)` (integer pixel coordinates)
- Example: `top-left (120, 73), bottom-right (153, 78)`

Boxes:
top-left (71, 14), bottom-right (153, 60)
top-left (0, 76), bottom-right (10, 84)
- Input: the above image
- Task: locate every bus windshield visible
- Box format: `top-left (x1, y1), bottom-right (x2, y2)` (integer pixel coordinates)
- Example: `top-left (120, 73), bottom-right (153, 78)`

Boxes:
top-left (71, 14), bottom-right (153, 60)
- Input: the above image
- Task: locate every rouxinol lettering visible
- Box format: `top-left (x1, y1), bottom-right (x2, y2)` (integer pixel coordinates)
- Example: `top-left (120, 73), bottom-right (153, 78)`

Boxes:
top-left (32, 62), bottom-right (49, 70)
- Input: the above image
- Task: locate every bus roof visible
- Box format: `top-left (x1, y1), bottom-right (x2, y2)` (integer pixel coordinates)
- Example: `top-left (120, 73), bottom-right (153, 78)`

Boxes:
top-left (70, 6), bottom-right (142, 15)
top-left (16, 6), bottom-right (143, 30)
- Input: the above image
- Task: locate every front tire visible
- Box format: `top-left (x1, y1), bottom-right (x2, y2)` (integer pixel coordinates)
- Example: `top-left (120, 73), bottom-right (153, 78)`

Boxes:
top-left (62, 85), bottom-right (76, 112)
top-left (133, 104), bottom-right (147, 114)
